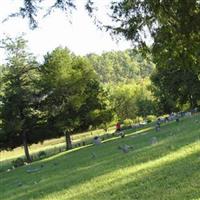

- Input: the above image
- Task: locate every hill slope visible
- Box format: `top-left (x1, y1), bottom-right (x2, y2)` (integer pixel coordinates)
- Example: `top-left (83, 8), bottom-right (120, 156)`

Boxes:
top-left (1, 114), bottom-right (200, 200)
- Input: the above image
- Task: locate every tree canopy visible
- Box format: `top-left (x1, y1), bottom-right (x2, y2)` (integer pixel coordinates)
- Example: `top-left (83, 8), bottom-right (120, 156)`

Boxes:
top-left (0, 38), bottom-right (113, 158)
top-left (86, 49), bottom-right (155, 84)
top-left (6, 1), bottom-right (200, 110)
top-left (0, 36), bottom-right (43, 161)
top-left (109, 0), bottom-right (200, 109)
top-left (40, 47), bottom-right (113, 149)
top-left (5, 0), bottom-right (96, 29)
top-left (1, 0), bottom-right (200, 157)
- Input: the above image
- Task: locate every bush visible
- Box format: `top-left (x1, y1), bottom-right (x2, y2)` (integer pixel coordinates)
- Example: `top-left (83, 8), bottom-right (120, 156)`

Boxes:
top-left (133, 117), bottom-right (144, 124)
top-left (38, 151), bottom-right (47, 159)
top-left (146, 115), bottom-right (157, 123)
top-left (12, 157), bottom-right (25, 168)
top-left (123, 119), bottom-right (133, 127)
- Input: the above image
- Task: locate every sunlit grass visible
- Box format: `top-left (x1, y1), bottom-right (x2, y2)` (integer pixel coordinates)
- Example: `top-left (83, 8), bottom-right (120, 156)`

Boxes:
top-left (0, 114), bottom-right (200, 200)
top-left (0, 126), bottom-right (116, 162)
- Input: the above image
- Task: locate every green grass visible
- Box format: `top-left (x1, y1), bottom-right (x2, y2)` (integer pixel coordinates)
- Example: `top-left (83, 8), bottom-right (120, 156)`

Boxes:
top-left (0, 126), bottom-right (116, 164)
top-left (0, 114), bottom-right (200, 200)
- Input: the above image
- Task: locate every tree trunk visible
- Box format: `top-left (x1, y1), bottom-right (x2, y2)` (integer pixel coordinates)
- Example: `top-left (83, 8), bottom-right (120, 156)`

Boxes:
top-left (22, 132), bottom-right (32, 163)
top-left (65, 131), bottom-right (72, 150)
top-left (190, 95), bottom-right (197, 109)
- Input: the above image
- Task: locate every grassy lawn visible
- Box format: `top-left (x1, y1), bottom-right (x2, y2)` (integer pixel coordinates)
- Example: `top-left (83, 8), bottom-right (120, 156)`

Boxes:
top-left (0, 114), bottom-right (200, 200)
top-left (0, 126), bottom-right (116, 163)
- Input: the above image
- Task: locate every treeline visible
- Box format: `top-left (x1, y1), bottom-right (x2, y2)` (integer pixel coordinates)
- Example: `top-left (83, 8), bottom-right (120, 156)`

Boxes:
top-left (85, 50), bottom-right (156, 123)
top-left (1, 35), bottom-right (199, 162)
top-left (0, 37), bottom-right (113, 161)
top-left (0, 36), bottom-right (157, 162)
top-left (86, 50), bottom-right (155, 83)
top-left (109, 0), bottom-right (200, 113)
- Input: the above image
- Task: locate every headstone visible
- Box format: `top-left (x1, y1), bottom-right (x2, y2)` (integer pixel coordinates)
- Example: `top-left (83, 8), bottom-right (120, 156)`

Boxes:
top-left (91, 152), bottom-right (97, 159)
top-left (7, 169), bottom-right (11, 173)
top-left (165, 117), bottom-right (169, 123)
top-left (24, 162), bottom-right (29, 166)
top-left (116, 131), bottom-right (125, 138)
top-left (151, 137), bottom-right (158, 145)
top-left (155, 118), bottom-right (161, 131)
top-left (118, 144), bottom-right (133, 153)
top-left (121, 131), bottom-right (125, 138)
top-left (122, 145), bottom-right (129, 153)
top-left (186, 112), bottom-right (192, 117)
top-left (93, 136), bottom-right (101, 145)
top-left (155, 125), bottom-right (160, 132)
top-left (26, 168), bottom-right (40, 173)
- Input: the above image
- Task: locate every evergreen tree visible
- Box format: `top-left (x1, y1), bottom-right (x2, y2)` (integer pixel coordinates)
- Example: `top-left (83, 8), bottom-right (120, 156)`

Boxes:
top-left (40, 47), bottom-right (113, 150)
top-left (0, 36), bottom-right (43, 162)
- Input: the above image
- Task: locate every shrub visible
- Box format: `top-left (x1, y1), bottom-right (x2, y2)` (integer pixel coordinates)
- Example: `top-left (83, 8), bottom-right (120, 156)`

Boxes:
top-left (123, 119), bottom-right (133, 127)
top-left (133, 117), bottom-right (144, 124)
top-left (12, 157), bottom-right (25, 168)
top-left (146, 115), bottom-right (157, 123)
top-left (38, 151), bottom-right (47, 159)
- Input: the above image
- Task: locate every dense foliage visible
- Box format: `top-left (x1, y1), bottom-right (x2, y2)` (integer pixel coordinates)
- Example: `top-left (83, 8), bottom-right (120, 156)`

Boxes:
top-left (1, 0), bottom-right (200, 159)
top-left (109, 79), bottom-right (155, 121)
top-left (0, 35), bottom-right (156, 160)
top-left (0, 38), bottom-right (113, 160)
top-left (0, 36), bottom-right (43, 162)
top-left (86, 49), bottom-right (155, 84)
top-left (40, 47), bottom-right (113, 149)
top-left (109, 0), bottom-right (200, 111)
top-left (5, 0), bottom-right (200, 111)
top-left (85, 50), bottom-right (156, 122)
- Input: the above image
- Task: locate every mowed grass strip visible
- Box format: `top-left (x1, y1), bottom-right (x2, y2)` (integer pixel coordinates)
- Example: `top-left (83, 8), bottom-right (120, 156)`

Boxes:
top-left (0, 114), bottom-right (200, 200)
top-left (0, 126), bottom-right (115, 163)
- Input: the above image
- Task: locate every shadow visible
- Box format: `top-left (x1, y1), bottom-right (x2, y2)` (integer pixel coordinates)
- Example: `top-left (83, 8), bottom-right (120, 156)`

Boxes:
top-left (63, 150), bottom-right (200, 200)
top-left (1, 114), bottom-right (200, 200)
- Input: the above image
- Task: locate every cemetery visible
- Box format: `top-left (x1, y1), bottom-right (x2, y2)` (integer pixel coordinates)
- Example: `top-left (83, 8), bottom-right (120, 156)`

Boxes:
top-left (0, 1), bottom-right (200, 199)
top-left (0, 113), bottom-right (199, 200)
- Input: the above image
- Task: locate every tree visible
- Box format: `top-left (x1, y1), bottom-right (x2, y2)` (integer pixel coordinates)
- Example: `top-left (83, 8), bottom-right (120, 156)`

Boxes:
top-left (109, 78), bottom-right (155, 121)
top-left (134, 79), bottom-right (156, 117)
top-left (0, 36), bottom-right (44, 162)
top-left (40, 47), bottom-right (112, 150)
top-left (150, 74), bottom-right (177, 114)
top-left (109, 0), bottom-right (200, 109)
top-left (40, 47), bottom-right (76, 150)
top-left (5, 0), bottom-right (94, 29)
top-left (86, 50), bottom-right (155, 84)
top-left (150, 29), bottom-right (200, 109)
top-left (83, 87), bottom-right (114, 132)
top-left (110, 83), bottom-right (137, 120)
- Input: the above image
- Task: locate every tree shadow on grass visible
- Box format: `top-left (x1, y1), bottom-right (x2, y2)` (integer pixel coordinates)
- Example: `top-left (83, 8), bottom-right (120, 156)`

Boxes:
top-left (1, 117), bottom-right (199, 200)
top-left (58, 150), bottom-right (200, 200)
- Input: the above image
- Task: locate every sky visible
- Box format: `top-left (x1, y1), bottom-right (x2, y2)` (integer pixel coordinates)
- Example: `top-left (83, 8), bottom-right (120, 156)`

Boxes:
top-left (0, 0), bottom-right (132, 63)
